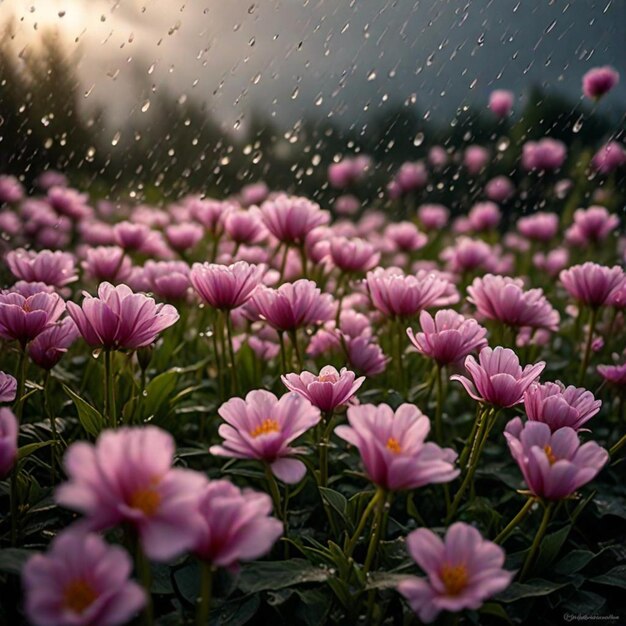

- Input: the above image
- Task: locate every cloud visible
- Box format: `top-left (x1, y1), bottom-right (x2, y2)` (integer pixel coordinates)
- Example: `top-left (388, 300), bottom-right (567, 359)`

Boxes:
top-left (4, 0), bottom-right (625, 132)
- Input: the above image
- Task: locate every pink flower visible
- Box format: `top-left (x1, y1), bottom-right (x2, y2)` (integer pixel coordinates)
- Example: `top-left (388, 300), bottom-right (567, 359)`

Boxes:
top-left (560, 263), bottom-right (625, 308)
top-left (385, 222), bottom-right (428, 252)
top-left (335, 403), bottom-right (458, 491)
top-left (565, 206), bottom-right (619, 247)
top-left (28, 318), bottom-right (79, 370)
top-left (47, 186), bottom-right (92, 221)
top-left (224, 208), bottom-right (267, 245)
top-left (164, 222), bottom-right (204, 252)
top-left (329, 236), bottom-right (380, 273)
top-left (468, 274), bottom-right (559, 331)
top-left (451, 346), bottom-right (545, 408)
top-left (533, 248), bottom-right (569, 278)
top-left (367, 267), bottom-right (457, 318)
top-left (440, 237), bottom-right (499, 275)
top-left (187, 198), bottom-right (231, 235)
top-left (504, 418), bottom-right (608, 500)
top-left (428, 146), bottom-right (449, 169)
top-left (488, 89), bottom-right (514, 117)
top-left (260, 194), bottom-right (330, 245)
top-left (142, 260), bottom-right (191, 302)
top-left (389, 162), bottom-right (428, 197)
top-left (0, 371), bottom-right (17, 403)
top-left (582, 65), bottom-right (619, 99)
top-left (468, 202), bottom-right (501, 232)
top-left (251, 280), bottom-right (335, 332)
top-left (67, 283), bottom-right (179, 350)
top-left (192, 480), bottom-right (283, 566)
top-left (345, 335), bottom-right (389, 376)
top-left (485, 176), bottom-right (515, 203)
top-left (522, 138), bottom-right (566, 171)
top-left (0, 291), bottom-right (65, 346)
top-left (210, 390), bottom-right (321, 484)
top-left (398, 523), bottom-right (513, 624)
top-left (334, 194), bottom-right (361, 216)
top-left (6, 249), bottom-right (77, 288)
top-left (56, 426), bottom-right (207, 561)
top-left (190, 261), bottom-right (263, 310)
top-left (81, 246), bottom-right (133, 284)
top-left (418, 204), bottom-right (450, 230)
top-left (282, 365), bottom-right (365, 412)
top-left (239, 182), bottom-right (269, 207)
top-left (524, 382), bottom-right (601, 431)
top-left (517, 212), bottom-right (559, 242)
top-left (0, 175), bottom-right (24, 203)
top-left (464, 146), bottom-right (490, 176)
top-left (23, 530), bottom-right (145, 626)
top-left (0, 408), bottom-right (18, 477)
top-left (407, 310), bottom-right (488, 366)
top-left (328, 156), bottom-right (371, 188)
top-left (597, 363), bottom-right (626, 386)
top-left (592, 142), bottom-right (626, 174)
top-left (113, 221), bottom-right (154, 253)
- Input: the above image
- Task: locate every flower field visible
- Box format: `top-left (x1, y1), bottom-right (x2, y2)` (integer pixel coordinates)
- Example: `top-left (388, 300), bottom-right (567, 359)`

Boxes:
top-left (0, 71), bottom-right (625, 626)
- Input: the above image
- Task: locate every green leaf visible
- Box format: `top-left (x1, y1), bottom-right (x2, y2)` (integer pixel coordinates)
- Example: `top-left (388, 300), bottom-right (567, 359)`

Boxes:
top-left (366, 571), bottom-right (408, 590)
top-left (478, 602), bottom-right (514, 624)
top-left (140, 369), bottom-right (179, 421)
top-left (533, 524), bottom-right (571, 572)
top-left (554, 550), bottom-right (596, 575)
top-left (17, 440), bottom-right (53, 461)
top-left (591, 565), bottom-right (626, 590)
top-left (63, 384), bottom-right (104, 436)
top-left (238, 559), bottom-right (329, 594)
top-left (496, 578), bottom-right (569, 602)
top-left (0, 548), bottom-right (35, 575)
top-left (318, 487), bottom-right (348, 525)
top-left (213, 594), bottom-right (260, 626)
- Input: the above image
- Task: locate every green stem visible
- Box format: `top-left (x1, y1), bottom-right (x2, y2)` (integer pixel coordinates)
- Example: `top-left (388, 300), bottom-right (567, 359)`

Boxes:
top-left (363, 490), bottom-right (386, 574)
top-left (345, 488), bottom-right (383, 558)
top-left (136, 543), bottom-right (154, 626)
top-left (459, 404), bottom-right (482, 470)
top-left (104, 349), bottom-right (116, 429)
top-left (519, 502), bottom-right (554, 581)
top-left (447, 407), bottom-right (494, 522)
top-left (578, 307), bottom-right (598, 386)
top-left (289, 330), bottom-right (303, 370)
top-left (196, 562), bottom-right (214, 626)
top-left (279, 244), bottom-right (289, 282)
top-left (278, 333), bottom-right (288, 374)
top-left (494, 498), bottom-right (535, 544)
top-left (609, 432), bottom-right (626, 457)
top-left (43, 371), bottom-right (58, 484)
top-left (10, 347), bottom-right (27, 546)
top-left (299, 244), bottom-right (308, 279)
top-left (318, 412), bottom-right (333, 488)
top-left (435, 363), bottom-right (444, 444)
top-left (224, 310), bottom-right (238, 395)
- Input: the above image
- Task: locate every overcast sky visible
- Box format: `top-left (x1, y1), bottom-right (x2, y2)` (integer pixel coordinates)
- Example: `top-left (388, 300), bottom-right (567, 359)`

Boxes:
top-left (2, 0), bottom-right (625, 134)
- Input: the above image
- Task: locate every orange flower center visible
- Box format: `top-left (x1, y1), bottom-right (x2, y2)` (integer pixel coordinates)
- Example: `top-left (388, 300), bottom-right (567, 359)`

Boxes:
top-left (386, 437), bottom-right (402, 454)
top-left (544, 444), bottom-right (557, 465)
top-left (63, 579), bottom-right (98, 614)
top-left (440, 563), bottom-right (469, 596)
top-left (250, 418), bottom-right (280, 438)
top-left (22, 302), bottom-right (32, 312)
top-left (129, 486), bottom-right (161, 516)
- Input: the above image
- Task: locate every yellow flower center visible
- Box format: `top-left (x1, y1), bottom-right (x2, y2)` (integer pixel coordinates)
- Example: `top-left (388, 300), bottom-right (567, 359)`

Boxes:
top-left (22, 302), bottom-right (32, 312)
top-left (386, 437), bottom-right (402, 454)
top-left (250, 418), bottom-right (280, 438)
top-left (63, 579), bottom-right (98, 614)
top-left (440, 563), bottom-right (469, 596)
top-left (544, 444), bottom-right (557, 465)
top-left (129, 487), bottom-right (161, 516)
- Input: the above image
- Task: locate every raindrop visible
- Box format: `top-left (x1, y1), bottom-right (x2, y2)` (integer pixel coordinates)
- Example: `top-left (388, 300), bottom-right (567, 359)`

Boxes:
top-left (291, 86), bottom-right (299, 100)
top-left (572, 116), bottom-right (583, 133)
top-left (111, 131), bottom-right (121, 146)
top-left (366, 70), bottom-right (376, 81)
top-left (141, 100), bottom-right (151, 113)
